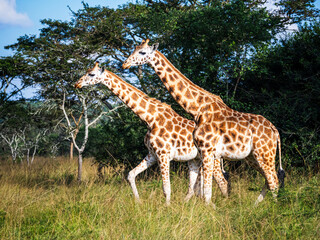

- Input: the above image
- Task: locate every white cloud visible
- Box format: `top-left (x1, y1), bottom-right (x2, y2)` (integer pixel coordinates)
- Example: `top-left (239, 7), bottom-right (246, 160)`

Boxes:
top-left (0, 0), bottom-right (32, 27)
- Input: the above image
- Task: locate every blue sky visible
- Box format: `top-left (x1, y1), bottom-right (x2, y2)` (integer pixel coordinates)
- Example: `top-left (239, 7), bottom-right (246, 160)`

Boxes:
top-left (0, 0), bottom-right (131, 56)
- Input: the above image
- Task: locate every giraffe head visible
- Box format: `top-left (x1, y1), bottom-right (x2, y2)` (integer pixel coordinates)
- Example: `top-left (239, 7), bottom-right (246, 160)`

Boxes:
top-left (75, 62), bottom-right (106, 88)
top-left (122, 39), bottom-right (159, 69)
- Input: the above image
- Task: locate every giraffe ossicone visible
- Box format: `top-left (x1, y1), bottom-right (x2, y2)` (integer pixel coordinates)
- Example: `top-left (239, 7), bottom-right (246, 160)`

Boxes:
top-left (75, 62), bottom-right (208, 205)
top-left (123, 40), bottom-right (285, 206)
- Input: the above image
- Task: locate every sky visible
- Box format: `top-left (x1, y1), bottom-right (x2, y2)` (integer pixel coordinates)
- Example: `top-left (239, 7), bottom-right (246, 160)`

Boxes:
top-left (0, 0), bottom-right (132, 56)
top-left (0, 0), bottom-right (319, 98)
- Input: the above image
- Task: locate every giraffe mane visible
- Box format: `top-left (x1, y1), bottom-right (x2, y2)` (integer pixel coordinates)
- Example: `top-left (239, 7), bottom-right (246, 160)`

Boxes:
top-left (149, 97), bottom-right (172, 109)
top-left (106, 71), bottom-right (144, 94)
top-left (154, 51), bottom-right (224, 104)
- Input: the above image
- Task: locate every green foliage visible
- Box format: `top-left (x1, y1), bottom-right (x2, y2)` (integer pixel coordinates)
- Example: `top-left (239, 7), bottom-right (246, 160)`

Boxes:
top-left (243, 22), bottom-right (320, 169)
top-left (277, 0), bottom-right (320, 23)
top-left (136, 0), bottom-right (283, 95)
top-left (1, 0), bottom-right (319, 170)
top-left (83, 107), bottom-right (148, 167)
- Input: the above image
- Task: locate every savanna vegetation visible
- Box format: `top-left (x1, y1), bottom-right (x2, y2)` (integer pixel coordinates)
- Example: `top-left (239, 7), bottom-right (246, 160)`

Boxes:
top-left (0, 157), bottom-right (319, 239)
top-left (0, 0), bottom-right (320, 238)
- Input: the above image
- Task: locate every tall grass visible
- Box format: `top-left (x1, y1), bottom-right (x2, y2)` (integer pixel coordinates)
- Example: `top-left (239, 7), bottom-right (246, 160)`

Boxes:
top-left (0, 157), bottom-right (319, 239)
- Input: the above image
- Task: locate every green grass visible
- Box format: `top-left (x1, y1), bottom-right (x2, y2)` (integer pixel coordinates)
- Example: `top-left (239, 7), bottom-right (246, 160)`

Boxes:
top-left (0, 157), bottom-right (319, 239)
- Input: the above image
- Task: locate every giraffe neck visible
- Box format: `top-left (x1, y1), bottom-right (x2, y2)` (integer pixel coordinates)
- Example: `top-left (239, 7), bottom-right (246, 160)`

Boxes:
top-left (102, 72), bottom-right (162, 127)
top-left (150, 50), bottom-right (223, 118)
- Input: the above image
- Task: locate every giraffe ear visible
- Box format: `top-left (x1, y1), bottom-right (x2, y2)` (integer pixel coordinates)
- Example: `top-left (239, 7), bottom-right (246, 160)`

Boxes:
top-left (142, 39), bottom-right (149, 47)
top-left (152, 43), bottom-right (159, 52)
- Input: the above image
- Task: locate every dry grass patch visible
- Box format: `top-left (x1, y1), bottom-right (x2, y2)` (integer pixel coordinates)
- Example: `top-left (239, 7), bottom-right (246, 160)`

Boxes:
top-left (0, 157), bottom-right (319, 239)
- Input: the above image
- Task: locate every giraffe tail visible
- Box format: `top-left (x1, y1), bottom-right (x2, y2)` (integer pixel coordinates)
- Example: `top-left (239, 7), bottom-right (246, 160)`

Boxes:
top-left (221, 159), bottom-right (230, 181)
top-left (275, 128), bottom-right (285, 188)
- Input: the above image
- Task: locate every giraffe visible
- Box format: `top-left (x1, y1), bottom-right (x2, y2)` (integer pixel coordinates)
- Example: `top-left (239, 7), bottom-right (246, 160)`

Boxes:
top-left (75, 62), bottom-right (204, 204)
top-left (123, 39), bottom-right (285, 205)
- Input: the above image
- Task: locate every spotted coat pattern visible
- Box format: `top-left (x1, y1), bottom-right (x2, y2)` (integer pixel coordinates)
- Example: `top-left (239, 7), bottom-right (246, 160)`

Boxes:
top-left (123, 40), bottom-right (284, 205)
top-left (75, 62), bottom-right (204, 204)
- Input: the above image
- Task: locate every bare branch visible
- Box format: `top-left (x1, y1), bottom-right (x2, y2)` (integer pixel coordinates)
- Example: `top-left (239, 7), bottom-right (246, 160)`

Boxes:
top-left (88, 104), bottom-right (124, 127)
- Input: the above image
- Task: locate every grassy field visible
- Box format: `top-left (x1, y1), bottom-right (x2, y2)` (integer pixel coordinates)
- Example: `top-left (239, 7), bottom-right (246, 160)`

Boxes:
top-left (0, 157), bottom-right (319, 239)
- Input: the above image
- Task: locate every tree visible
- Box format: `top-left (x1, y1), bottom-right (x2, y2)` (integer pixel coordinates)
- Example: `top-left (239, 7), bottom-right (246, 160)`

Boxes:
top-left (0, 131), bottom-right (22, 162)
top-left (61, 91), bottom-right (123, 181)
top-left (2, 2), bottom-right (159, 174)
top-left (276, 0), bottom-right (319, 24)
top-left (1, 0), bottom-right (319, 173)
top-left (243, 21), bottom-right (320, 169)
top-left (0, 54), bottom-right (34, 105)
top-left (0, 100), bottom-right (53, 163)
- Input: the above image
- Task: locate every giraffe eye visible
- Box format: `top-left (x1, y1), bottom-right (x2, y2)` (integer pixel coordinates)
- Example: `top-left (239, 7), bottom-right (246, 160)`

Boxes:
top-left (88, 73), bottom-right (95, 77)
top-left (139, 51), bottom-right (146, 55)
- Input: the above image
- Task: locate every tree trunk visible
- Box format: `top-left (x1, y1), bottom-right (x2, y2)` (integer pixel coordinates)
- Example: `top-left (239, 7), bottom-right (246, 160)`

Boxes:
top-left (31, 146), bottom-right (37, 164)
top-left (26, 149), bottom-right (30, 166)
top-left (70, 141), bottom-right (74, 160)
top-left (11, 149), bottom-right (16, 163)
top-left (78, 153), bottom-right (83, 182)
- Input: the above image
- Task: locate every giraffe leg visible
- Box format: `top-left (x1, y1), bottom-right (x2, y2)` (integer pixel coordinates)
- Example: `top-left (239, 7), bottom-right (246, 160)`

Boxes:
top-left (127, 153), bottom-right (157, 202)
top-left (255, 183), bottom-right (268, 205)
top-left (185, 159), bottom-right (201, 202)
top-left (212, 158), bottom-right (229, 198)
top-left (246, 155), bottom-right (267, 204)
top-left (158, 155), bottom-right (171, 205)
top-left (220, 158), bottom-right (231, 194)
top-left (202, 154), bottom-right (216, 207)
top-left (194, 163), bottom-right (204, 198)
top-left (248, 151), bottom-right (279, 205)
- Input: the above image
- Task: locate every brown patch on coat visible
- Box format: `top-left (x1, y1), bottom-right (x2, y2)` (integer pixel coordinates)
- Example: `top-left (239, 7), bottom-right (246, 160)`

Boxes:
top-left (180, 129), bottom-right (187, 136)
top-left (185, 89), bottom-right (192, 99)
top-left (121, 83), bottom-right (127, 90)
top-left (159, 128), bottom-right (165, 137)
top-left (177, 81), bottom-right (185, 91)
top-left (166, 121), bottom-right (173, 132)
top-left (155, 138), bottom-right (164, 148)
top-left (131, 92), bottom-right (139, 101)
top-left (148, 104), bottom-right (156, 115)
top-left (140, 99), bottom-right (147, 109)
top-left (230, 131), bottom-right (237, 141)
top-left (174, 125), bottom-right (181, 132)
top-left (157, 114), bottom-right (166, 126)
top-left (223, 135), bottom-right (231, 144)
top-left (227, 145), bottom-right (235, 152)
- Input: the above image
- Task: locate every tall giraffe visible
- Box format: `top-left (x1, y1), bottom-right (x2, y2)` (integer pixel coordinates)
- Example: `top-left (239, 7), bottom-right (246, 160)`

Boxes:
top-left (75, 62), bottom-right (204, 204)
top-left (123, 40), bottom-right (285, 205)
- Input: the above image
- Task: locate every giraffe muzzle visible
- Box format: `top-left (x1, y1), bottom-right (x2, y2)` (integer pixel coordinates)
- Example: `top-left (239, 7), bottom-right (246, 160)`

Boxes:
top-left (122, 62), bottom-right (131, 69)
top-left (74, 82), bottom-right (82, 88)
